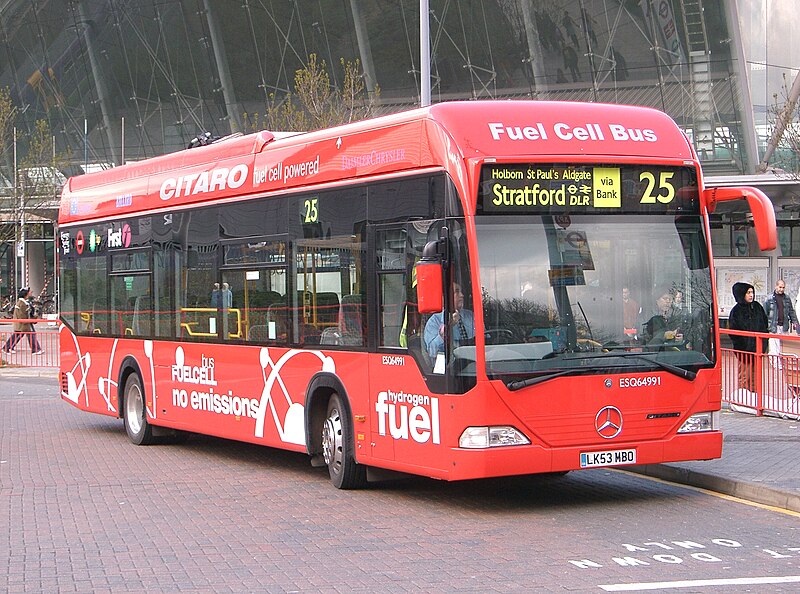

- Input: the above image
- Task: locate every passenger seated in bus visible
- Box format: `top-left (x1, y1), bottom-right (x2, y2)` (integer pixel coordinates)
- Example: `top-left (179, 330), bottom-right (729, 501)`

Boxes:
top-left (643, 287), bottom-right (683, 345)
top-left (424, 282), bottom-right (475, 360)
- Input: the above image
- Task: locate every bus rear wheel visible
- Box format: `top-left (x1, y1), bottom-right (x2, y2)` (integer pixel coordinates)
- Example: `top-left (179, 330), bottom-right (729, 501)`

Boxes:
top-left (321, 393), bottom-right (366, 489)
top-left (123, 373), bottom-right (155, 445)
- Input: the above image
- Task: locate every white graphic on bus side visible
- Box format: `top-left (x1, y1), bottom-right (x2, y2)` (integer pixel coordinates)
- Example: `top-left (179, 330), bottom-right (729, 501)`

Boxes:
top-left (254, 347), bottom-right (335, 445)
top-left (63, 339), bottom-right (339, 447)
top-left (60, 324), bottom-right (92, 406)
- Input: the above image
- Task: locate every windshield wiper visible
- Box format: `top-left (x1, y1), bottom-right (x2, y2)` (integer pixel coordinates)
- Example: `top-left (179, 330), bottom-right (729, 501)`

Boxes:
top-left (506, 352), bottom-right (697, 391)
top-left (507, 368), bottom-right (588, 391)
top-left (564, 351), bottom-right (697, 381)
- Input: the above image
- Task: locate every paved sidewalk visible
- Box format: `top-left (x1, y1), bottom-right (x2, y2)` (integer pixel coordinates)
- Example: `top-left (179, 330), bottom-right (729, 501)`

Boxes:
top-left (628, 407), bottom-right (800, 513)
top-left (3, 366), bottom-right (798, 512)
top-left (0, 365), bottom-right (57, 379)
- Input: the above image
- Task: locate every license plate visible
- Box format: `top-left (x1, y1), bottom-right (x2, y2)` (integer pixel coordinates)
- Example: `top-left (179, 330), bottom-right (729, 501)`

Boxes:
top-left (580, 448), bottom-right (637, 468)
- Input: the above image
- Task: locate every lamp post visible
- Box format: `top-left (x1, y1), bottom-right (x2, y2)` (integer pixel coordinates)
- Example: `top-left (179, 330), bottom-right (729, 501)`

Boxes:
top-left (14, 126), bottom-right (25, 291)
top-left (420, 0), bottom-right (430, 107)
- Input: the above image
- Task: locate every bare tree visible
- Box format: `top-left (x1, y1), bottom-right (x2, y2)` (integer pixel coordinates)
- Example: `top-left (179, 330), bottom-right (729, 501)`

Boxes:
top-left (760, 72), bottom-right (800, 178)
top-left (0, 86), bottom-right (69, 299)
top-left (243, 54), bottom-right (380, 133)
top-left (0, 86), bottom-right (17, 200)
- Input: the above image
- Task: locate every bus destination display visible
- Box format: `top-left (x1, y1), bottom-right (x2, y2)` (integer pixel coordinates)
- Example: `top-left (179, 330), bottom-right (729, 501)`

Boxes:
top-left (478, 164), bottom-right (698, 215)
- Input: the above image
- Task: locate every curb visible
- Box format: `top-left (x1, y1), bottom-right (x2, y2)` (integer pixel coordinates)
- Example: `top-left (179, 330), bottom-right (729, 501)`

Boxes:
top-left (626, 463), bottom-right (800, 514)
top-left (0, 368), bottom-right (59, 379)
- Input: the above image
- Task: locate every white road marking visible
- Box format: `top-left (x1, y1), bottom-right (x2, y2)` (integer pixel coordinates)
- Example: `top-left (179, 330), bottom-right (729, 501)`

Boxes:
top-left (600, 575), bottom-right (800, 591)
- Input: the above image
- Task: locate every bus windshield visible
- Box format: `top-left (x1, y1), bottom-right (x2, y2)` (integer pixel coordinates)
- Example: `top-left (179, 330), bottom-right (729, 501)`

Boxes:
top-left (474, 164), bottom-right (714, 383)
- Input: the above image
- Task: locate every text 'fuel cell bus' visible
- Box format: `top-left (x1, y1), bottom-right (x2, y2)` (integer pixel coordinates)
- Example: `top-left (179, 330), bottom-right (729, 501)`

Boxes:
top-left (58, 100), bottom-right (776, 489)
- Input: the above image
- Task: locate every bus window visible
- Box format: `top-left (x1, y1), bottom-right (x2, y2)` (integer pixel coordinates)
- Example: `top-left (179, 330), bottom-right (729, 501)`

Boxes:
top-left (59, 254), bottom-right (78, 330)
top-left (376, 227), bottom-right (409, 348)
top-left (109, 250), bottom-right (151, 337)
top-left (153, 244), bottom-right (177, 338)
top-left (291, 189), bottom-right (367, 347)
top-left (174, 210), bottom-right (219, 340)
top-left (221, 239), bottom-right (287, 342)
top-left (75, 254), bottom-right (108, 335)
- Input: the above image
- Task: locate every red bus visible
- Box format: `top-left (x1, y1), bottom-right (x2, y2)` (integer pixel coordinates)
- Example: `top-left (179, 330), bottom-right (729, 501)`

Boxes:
top-left (58, 100), bottom-right (776, 489)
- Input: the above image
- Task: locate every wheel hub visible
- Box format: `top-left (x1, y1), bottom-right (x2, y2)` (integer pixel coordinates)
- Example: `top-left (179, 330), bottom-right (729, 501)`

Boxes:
top-left (126, 384), bottom-right (143, 434)
top-left (322, 409), bottom-right (343, 472)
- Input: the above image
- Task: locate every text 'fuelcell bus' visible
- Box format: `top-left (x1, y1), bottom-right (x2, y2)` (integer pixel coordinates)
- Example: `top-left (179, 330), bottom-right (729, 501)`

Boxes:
top-left (58, 100), bottom-right (776, 489)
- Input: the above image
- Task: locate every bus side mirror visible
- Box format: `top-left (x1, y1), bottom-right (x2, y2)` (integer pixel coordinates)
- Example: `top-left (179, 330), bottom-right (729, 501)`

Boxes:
top-left (415, 240), bottom-right (444, 314)
top-left (704, 186), bottom-right (777, 251)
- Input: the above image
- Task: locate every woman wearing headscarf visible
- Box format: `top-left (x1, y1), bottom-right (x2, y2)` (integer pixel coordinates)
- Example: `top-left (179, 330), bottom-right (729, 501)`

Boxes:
top-left (728, 282), bottom-right (768, 391)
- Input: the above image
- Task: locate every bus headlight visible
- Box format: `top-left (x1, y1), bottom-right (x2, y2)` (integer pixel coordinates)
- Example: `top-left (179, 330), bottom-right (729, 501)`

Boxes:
top-left (677, 411), bottom-right (719, 433)
top-left (459, 426), bottom-right (531, 448)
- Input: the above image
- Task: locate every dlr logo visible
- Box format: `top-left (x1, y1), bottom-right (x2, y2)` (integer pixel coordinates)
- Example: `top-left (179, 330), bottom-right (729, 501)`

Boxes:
top-left (375, 392), bottom-right (440, 444)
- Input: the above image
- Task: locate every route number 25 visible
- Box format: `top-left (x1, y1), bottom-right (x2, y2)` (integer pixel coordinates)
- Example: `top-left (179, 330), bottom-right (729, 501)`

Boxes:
top-left (303, 197), bottom-right (319, 223)
top-left (639, 171), bottom-right (675, 204)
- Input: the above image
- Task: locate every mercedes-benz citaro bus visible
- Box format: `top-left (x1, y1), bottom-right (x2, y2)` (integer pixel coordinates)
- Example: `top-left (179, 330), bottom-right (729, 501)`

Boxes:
top-left (58, 100), bottom-right (776, 488)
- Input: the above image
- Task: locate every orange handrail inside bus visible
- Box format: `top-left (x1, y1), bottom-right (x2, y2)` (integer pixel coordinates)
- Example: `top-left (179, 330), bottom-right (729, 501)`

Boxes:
top-left (180, 307), bottom-right (242, 338)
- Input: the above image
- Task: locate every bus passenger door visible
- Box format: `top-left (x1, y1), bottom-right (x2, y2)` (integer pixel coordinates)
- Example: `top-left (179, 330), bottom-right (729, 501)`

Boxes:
top-left (369, 223), bottom-right (440, 467)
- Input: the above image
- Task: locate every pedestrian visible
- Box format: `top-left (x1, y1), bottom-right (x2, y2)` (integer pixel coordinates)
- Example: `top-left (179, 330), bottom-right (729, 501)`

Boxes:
top-left (562, 45), bottom-right (581, 82)
top-left (562, 10), bottom-right (579, 48)
top-left (763, 279), bottom-right (799, 370)
top-left (580, 7), bottom-right (598, 46)
top-left (728, 282), bottom-right (768, 392)
top-left (222, 282), bottom-right (233, 308)
top-left (2, 287), bottom-right (43, 355)
top-left (622, 286), bottom-right (641, 343)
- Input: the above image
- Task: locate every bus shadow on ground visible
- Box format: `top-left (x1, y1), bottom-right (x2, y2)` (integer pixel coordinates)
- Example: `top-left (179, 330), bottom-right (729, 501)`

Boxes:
top-left (74, 413), bottom-right (683, 511)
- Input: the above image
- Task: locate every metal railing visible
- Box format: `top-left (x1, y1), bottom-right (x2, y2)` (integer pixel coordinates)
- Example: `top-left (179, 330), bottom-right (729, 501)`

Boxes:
top-left (0, 319), bottom-right (59, 368)
top-left (721, 328), bottom-right (800, 419)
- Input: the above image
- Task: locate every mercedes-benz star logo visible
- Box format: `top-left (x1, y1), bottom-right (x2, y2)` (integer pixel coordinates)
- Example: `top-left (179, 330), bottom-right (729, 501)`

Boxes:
top-left (595, 406), bottom-right (623, 439)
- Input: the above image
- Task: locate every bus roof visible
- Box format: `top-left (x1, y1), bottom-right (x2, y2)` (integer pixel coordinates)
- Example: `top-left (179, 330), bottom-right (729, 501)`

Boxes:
top-left (59, 100), bottom-right (694, 224)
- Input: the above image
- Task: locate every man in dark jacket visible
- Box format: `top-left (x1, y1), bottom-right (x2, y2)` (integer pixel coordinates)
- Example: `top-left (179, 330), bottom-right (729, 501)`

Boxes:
top-left (728, 282), bottom-right (768, 391)
top-left (763, 279), bottom-right (799, 370)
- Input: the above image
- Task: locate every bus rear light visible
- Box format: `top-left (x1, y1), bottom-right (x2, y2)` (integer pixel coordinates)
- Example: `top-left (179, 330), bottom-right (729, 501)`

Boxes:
top-left (459, 426), bottom-right (530, 449)
top-left (677, 411), bottom-right (718, 433)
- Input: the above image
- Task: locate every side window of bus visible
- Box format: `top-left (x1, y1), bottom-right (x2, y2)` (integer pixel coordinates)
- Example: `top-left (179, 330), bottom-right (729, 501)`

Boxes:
top-left (376, 227), bottom-right (408, 347)
top-left (59, 251), bottom-right (78, 330)
top-left (74, 253), bottom-right (109, 335)
top-left (369, 174), bottom-right (449, 353)
top-left (173, 209), bottom-right (220, 341)
top-left (291, 189), bottom-right (367, 347)
top-left (376, 223), bottom-right (434, 352)
top-left (109, 250), bottom-right (151, 337)
top-left (221, 239), bottom-right (287, 343)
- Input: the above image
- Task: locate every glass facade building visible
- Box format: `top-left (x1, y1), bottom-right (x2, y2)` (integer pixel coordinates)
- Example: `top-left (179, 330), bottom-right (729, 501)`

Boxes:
top-left (0, 0), bottom-right (798, 302)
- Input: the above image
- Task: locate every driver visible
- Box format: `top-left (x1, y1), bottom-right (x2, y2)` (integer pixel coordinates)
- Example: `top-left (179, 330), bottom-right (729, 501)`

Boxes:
top-left (424, 282), bottom-right (475, 360)
top-left (643, 287), bottom-right (682, 344)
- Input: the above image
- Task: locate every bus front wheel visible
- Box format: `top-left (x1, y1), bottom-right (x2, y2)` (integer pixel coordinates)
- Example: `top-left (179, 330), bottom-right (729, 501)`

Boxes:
top-left (123, 373), bottom-right (155, 445)
top-left (321, 393), bottom-right (366, 489)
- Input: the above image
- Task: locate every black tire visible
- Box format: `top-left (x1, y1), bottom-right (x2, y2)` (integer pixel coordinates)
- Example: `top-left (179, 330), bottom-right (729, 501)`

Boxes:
top-left (321, 393), bottom-right (366, 489)
top-left (123, 373), bottom-right (155, 445)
